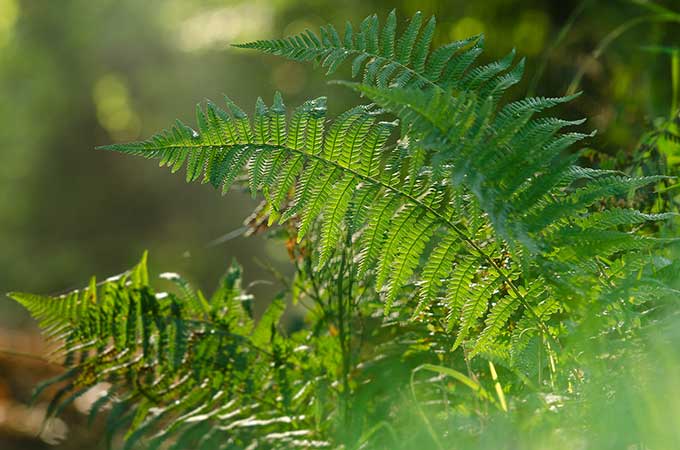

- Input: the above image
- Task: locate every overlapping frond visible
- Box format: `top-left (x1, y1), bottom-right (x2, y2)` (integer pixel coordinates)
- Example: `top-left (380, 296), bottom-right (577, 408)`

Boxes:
top-left (349, 83), bottom-right (672, 260)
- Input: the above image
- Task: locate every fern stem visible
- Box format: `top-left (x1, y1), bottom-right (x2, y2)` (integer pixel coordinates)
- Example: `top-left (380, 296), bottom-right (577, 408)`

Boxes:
top-left (337, 228), bottom-right (352, 439)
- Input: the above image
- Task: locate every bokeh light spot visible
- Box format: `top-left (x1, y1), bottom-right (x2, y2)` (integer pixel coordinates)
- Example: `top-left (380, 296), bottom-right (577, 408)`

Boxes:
top-left (92, 74), bottom-right (141, 140)
top-left (177, 3), bottom-right (273, 52)
top-left (0, 0), bottom-right (19, 47)
top-left (450, 17), bottom-right (485, 42)
top-left (513, 10), bottom-right (549, 56)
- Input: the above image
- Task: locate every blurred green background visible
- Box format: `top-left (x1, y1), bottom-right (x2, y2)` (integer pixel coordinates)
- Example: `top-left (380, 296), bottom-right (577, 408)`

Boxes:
top-left (0, 0), bottom-right (677, 448)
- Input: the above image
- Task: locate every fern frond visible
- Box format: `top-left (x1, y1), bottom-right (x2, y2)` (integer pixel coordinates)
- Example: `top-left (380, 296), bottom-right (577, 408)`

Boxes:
top-left (576, 209), bottom-right (677, 229)
top-left (9, 254), bottom-right (326, 449)
top-left (101, 96), bottom-right (494, 318)
top-left (509, 294), bottom-right (560, 369)
top-left (318, 175), bottom-right (357, 267)
top-left (235, 11), bottom-right (521, 98)
top-left (346, 83), bottom-right (671, 265)
top-left (356, 194), bottom-right (399, 277)
top-left (382, 211), bottom-right (437, 311)
top-left (100, 89), bottom-right (664, 364)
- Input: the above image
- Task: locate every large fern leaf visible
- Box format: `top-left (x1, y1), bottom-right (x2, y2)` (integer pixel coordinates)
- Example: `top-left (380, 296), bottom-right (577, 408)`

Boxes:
top-left (102, 11), bottom-right (677, 362)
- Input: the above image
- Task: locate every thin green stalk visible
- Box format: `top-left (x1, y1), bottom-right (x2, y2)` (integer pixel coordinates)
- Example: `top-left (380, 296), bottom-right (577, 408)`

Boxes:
top-left (567, 13), bottom-right (680, 95)
top-left (671, 51), bottom-right (679, 117)
top-left (528, 0), bottom-right (591, 96)
top-left (409, 368), bottom-right (445, 450)
top-left (337, 228), bottom-right (352, 437)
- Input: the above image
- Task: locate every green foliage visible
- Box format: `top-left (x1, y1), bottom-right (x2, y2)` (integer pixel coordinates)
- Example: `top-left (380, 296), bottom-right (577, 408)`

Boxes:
top-left (627, 111), bottom-right (680, 214)
top-left (8, 9), bottom-right (680, 450)
top-left (11, 254), bottom-right (337, 449)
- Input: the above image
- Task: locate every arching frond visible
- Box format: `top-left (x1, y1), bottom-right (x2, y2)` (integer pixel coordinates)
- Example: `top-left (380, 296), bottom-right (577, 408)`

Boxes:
top-left (100, 84), bottom-right (675, 363)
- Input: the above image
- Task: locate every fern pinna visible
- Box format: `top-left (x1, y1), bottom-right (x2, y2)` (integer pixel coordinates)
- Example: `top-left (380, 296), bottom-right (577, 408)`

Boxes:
top-left (8, 9), bottom-right (678, 450)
